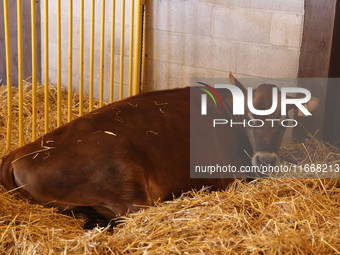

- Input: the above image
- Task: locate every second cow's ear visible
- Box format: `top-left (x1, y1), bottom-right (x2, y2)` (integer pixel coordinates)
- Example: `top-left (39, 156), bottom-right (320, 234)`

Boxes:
top-left (305, 97), bottom-right (320, 112)
top-left (286, 96), bottom-right (320, 116)
top-left (229, 72), bottom-right (246, 93)
top-left (297, 96), bottom-right (320, 117)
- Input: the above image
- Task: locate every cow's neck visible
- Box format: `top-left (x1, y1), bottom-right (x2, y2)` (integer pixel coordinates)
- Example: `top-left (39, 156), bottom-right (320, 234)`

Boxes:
top-left (223, 99), bottom-right (253, 158)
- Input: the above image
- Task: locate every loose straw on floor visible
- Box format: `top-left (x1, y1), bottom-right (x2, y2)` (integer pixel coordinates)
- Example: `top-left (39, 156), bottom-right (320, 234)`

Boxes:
top-left (0, 82), bottom-right (340, 254)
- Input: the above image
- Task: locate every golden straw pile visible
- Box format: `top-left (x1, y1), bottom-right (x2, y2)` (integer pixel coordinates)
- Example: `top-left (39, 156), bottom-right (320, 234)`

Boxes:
top-left (0, 81), bottom-right (103, 157)
top-left (1, 83), bottom-right (340, 254)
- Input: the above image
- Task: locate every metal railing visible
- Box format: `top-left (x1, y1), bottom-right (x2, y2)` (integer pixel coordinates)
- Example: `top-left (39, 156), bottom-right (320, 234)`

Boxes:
top-left (2, 0), bottom-right (144, 151)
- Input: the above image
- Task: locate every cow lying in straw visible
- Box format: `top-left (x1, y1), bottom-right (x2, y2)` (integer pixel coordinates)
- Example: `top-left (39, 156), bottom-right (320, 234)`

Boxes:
top-left (0, 73), bottom-right (319, 228)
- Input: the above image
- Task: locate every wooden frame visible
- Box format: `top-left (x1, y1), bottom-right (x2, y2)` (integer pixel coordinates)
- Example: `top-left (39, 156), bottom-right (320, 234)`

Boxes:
top-left (295, 0), bottom-right (339, 145)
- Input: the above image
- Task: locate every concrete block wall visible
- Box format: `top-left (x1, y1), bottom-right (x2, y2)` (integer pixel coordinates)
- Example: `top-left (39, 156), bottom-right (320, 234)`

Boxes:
top-left (40, 0), bottom-right (304, 99)
top-left (40, 0), bottom-right (135, 102)
top-left (147, 0), bottom-right (304, 90)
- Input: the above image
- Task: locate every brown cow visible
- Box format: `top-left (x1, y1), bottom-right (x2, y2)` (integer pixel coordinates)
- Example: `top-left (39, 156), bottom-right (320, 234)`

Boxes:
top-left (0, 73), bottom-right (319, 227)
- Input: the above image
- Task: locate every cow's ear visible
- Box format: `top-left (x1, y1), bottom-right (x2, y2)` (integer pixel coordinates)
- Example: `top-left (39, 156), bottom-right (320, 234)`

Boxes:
top-left (287, 96), bottom-right (320, 116)
top-left (305, 96), bottom-right (320, 113)
top-left (229, 72), bottom-right (246, 93)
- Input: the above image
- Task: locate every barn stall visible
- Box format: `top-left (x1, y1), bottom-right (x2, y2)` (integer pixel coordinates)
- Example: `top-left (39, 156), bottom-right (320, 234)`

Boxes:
top-left (0, 0), bottom-right (340, 254)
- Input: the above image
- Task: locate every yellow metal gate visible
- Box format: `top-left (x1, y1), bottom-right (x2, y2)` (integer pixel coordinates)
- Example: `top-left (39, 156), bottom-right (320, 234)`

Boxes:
top-left (2, 0), bottom-right (145, 152)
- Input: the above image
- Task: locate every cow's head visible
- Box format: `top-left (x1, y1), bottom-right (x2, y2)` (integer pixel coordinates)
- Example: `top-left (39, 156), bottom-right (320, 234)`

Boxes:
top-left (229, 72), bottom-right (320, 167)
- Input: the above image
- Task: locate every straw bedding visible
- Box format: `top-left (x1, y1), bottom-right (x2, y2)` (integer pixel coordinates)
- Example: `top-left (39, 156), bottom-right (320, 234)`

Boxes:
top-left (0, 83), bottom-right (340, 254)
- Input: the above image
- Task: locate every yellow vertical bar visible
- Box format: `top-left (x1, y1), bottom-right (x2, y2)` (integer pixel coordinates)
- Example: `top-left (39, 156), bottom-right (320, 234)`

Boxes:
top-left (3, 0), bottom-right (12, 151)
top-left (79, 0), bottom-right (84, 116)
top-left (99, 0), bottom-right (105, 107)
top-left (128, 0), bottom-right (134, 97)
top-left (68, 0), bottom-right (73, 122)
top-left (133, 0), bottom-right (143, 95)
top-left (119, 0), bottom-right (125, 100)
top-left (31, 0), bottom-right (37, 141)
top-left (17, 0), bottom-right (24, 147)
top-left (44, 0), bottom-right (49, 133)
top-left (57, 0), bottom-right (61, 126)
top-left (109, 0), bottom-right (115, 103)
top-left (89, 0), bottom-right (95, 111)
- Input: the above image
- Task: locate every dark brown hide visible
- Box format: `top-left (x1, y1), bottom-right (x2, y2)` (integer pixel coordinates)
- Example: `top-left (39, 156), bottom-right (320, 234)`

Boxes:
top-left (0, 88), bottom-right (234, 219)
top-left (0, 78), bottom-right (319, 220)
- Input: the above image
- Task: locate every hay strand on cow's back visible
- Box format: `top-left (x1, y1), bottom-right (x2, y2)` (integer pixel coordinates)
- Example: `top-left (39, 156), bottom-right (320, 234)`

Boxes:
top-left (0, 82), bottom-right (340, 254)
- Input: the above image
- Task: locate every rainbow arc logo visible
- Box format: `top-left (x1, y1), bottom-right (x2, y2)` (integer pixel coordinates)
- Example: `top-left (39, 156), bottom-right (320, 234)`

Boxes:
top-left (197, 82), bottom-right (222, 106)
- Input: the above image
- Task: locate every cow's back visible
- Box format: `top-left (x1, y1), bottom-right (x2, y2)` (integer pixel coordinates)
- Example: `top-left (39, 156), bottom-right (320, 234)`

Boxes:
top-left (0, 87), bottom-right (233, 218)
